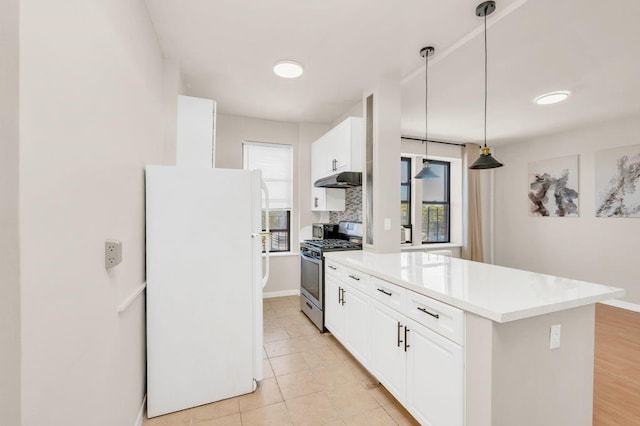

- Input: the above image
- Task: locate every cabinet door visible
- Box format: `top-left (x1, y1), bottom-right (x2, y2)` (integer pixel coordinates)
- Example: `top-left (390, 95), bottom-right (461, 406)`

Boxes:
top-left (370, 301), bottom-right (407, 404)
top-left (311, 186), bottom-right (325, 211)
top-left (325, 276), bottom-right (345, 342)
top-left (332, 119), bottom-right (351, 172)
top-left (343, 286), bottom-right (370, 369)
top-left (406, 319), bottom-right (463, 426)
top-left (311, 187), bottom-right (345, 212)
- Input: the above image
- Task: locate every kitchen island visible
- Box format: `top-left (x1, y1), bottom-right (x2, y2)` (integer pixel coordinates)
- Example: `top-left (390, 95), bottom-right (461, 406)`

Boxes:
top-left (323, 251), bottom-right (624, 426)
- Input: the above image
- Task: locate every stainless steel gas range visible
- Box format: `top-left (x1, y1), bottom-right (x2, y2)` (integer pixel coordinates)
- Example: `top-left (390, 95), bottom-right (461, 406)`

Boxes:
top-left (300, 221), bottom-right (362, 331)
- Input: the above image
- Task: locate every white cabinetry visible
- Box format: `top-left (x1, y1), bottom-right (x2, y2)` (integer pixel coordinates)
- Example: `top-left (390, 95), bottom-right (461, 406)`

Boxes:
top-left (324, 274), bottom-right (345, 342)
top-left (176, 95), bottom-right (216, 168)
top-left (406, 318), bottom-right (464, 426)
top-left (324, 261), bottom-right (370, 367)
top-left (324, 261), bottom-right (464, 426)
top-left (320, 117), bottom-right (363, 175)
top-left (343, 285), bottom-right (370, 366)
top-left (370, 300), bottom-right (408, 402)
top-left (310, 116), bottom-right (363, 211)
top-left (311, 139), bottom-right (345, 211)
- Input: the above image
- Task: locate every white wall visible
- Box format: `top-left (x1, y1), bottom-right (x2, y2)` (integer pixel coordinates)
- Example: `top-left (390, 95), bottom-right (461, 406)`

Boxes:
top-left (0, 0), bottom-right (21, 423)
top-left (19, 1), bottom-right (170, 425)
top-left (162, 59), bottom-right (187, 166)
top-left (216, 114), bottom-right (305, 295)
top-left (494, 115), bottom-right (640, 304)
top-left (331, 101), bottom-right (363, 128)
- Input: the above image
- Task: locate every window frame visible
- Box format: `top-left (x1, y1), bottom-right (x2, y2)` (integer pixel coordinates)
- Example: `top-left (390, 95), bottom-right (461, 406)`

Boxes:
top-left (263, 210), bottom-right (291, 253)
top-left (401, 157), bottom-right (412, 231)
top-left (421, 159), bottom-right (451, 244)
top-left (242, 141), bottom-right (293, 253)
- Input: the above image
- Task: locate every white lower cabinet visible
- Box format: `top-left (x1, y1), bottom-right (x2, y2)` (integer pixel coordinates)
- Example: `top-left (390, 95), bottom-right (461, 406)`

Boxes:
top-left (370, 301), bottom-right (407, 403)
top-left (325, 276), bottom-right (370, 367)
top-left (325, 276), bottom-right (345, 342)
top-left (325, 264), bottom-right (465, 426)
top-left (406, 318), bottom-right (464, 426)
top-left (343, 285), bottom-right (370, 367)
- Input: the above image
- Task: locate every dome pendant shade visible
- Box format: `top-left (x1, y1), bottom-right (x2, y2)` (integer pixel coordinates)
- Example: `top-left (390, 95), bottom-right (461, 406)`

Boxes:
top-left (469, 146), bottom-right (504, 169)
top-left (469, 1), bottom-right (504, 170)
top-left (415, 46), bottom-right (439, 180)
top-left (415, 161), bottom-right (440, 179)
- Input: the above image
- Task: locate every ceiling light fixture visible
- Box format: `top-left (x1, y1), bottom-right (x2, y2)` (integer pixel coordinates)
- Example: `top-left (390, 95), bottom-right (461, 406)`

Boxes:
top-left (535, 91), bottom-right (570, 105)
top-left (415, 46), bottom-right (440, 179)
top-left (273, 60), bottom-right (304, 79)
top-left (469, 1), bottom-right (504, 170)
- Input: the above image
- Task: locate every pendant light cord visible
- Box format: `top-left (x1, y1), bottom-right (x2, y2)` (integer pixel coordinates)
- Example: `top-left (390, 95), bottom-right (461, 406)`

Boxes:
top-left (483, 11), bottom-right (488, 149)
top-left (425, 51), bottom-right (429, 161)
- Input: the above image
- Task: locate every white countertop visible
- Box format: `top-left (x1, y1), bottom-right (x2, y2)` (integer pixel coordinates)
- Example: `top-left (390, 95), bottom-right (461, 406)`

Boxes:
top-left (324, 251), bottom-right (625, 323)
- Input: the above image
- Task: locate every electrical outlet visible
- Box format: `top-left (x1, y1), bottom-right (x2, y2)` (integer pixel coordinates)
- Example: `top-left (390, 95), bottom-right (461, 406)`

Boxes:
top-left (549, 324), bottom-right (561, 350)
top-left (384, 218), bottom-right (391, 230)
top-left (105, 240), bottom-right (122, 269)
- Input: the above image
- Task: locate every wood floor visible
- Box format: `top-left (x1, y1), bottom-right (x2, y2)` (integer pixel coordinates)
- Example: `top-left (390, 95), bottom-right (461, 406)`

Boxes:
top-left (594, 303), bottom-right (640, 425)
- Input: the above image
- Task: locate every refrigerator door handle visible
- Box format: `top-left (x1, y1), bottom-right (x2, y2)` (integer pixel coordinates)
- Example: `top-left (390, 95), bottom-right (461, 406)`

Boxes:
top-left (261, 180), bottom-right (270, 288)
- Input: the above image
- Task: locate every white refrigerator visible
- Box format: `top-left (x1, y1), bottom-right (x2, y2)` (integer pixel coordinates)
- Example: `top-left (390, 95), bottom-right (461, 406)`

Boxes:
top-left (145, 165), bottom-right (269, 418)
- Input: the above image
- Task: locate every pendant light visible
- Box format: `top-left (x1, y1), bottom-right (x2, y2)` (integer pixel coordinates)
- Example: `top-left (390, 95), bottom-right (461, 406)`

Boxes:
top-left (469, 1), bottom-right (504, 170)
top-left (415, 46), bottom-right (440, 179)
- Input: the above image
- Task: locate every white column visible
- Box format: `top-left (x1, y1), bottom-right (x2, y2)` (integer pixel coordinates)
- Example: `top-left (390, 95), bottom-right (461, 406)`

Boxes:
top-left (0, 0), bottom-right (21, 424)
top-left (363, 79), bottom-right (402, 254)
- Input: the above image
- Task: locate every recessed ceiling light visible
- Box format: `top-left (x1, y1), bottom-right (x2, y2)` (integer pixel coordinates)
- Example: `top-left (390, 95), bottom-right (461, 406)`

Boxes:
top-left (273, 60), bottom-right (304, 79)
top-left (534, 91), bottom-right (570, 105)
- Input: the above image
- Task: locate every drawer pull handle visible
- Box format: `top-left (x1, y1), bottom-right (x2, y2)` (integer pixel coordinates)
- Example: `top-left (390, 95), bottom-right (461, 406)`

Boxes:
top-left (417, 306), bottom-right (440, 319)
top-left (348, 275), bottom-right (360, 281)
top-left (377, 288), bottom-right (392, 296)
top-left (397, 321), bottom-right (403, 347)
top-left (306, 301), bottom-right (313, 309)
top-left (328, 265), bottom-right (337, 270)
top-left (342, 288), bottom-right (346, 305)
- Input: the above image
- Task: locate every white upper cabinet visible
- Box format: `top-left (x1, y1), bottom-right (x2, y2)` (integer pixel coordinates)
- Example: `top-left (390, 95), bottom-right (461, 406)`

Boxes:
top-left (311, 138), bottom-right (345, 211)
top-left (176, 95), bottom-right (216, 168)
top-left (310, 116), bottom-right (363, 211)
top-left (316, 116), bottom-right (363, 176)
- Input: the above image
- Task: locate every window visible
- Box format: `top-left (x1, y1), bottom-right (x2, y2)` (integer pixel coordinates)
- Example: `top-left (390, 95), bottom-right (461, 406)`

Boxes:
top-left (422, 160), bottom-right (450, 243)
top-left (401, 157), bottom-right (412, 242)
top-left (243, 142), bottom-right (293, 253)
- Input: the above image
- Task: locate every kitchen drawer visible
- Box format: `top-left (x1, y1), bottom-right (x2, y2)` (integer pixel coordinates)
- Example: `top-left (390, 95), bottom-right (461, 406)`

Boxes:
top-left (325, 260), bottom-right (343, 278)
top-left (341, 266), bottom-right (371, 294)
top-left (406, 291), bottom-right (464, 346)
top-left (371, 277), bottom-right (406, 314)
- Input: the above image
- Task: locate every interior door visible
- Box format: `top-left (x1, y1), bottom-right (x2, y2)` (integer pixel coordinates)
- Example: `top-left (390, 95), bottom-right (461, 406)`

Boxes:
top-left (146, 166), bottom-right (256, 417)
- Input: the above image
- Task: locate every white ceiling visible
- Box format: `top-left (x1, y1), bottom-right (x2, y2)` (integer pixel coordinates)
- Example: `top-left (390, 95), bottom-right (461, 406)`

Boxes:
top-left (145, 0), bottom-right (640, 145)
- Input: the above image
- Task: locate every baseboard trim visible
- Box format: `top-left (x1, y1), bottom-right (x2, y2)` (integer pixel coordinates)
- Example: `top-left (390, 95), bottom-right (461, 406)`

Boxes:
top-left (602, 299), bottom-right (640, 313)
top-left (135, 394), bottom-right (146, 426)
top-left (264, 289), bottom-right (300, 299)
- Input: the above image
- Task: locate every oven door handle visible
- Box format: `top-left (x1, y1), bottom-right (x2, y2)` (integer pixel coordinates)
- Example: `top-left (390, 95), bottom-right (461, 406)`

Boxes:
top-left (300, 252), bottom-right (321, 264)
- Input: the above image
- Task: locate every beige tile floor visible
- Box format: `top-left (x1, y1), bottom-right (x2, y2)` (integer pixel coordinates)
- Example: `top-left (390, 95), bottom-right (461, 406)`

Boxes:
top-left (144, 295), bottom-right (419, 426)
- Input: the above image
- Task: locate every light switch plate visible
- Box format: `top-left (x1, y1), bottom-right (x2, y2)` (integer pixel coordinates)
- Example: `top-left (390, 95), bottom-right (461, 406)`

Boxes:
top-left (384, 218), bottom-right (391, 230)
top-left (105, 239), bottom-right (122, 269)
top-left (549, 324), bottom-right (561, 349)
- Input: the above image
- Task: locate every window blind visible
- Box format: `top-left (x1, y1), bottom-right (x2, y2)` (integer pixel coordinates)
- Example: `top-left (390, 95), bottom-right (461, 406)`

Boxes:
top-left (243, 142), bottom-right (293, 210)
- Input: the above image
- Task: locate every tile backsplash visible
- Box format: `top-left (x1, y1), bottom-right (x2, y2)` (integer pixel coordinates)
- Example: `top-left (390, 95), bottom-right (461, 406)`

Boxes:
top-left (330, 187), bottom-right (362, 223)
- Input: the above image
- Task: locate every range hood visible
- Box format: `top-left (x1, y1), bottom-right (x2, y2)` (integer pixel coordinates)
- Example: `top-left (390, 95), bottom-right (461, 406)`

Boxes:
top-left (314, 172), bottom-right (362, 188)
